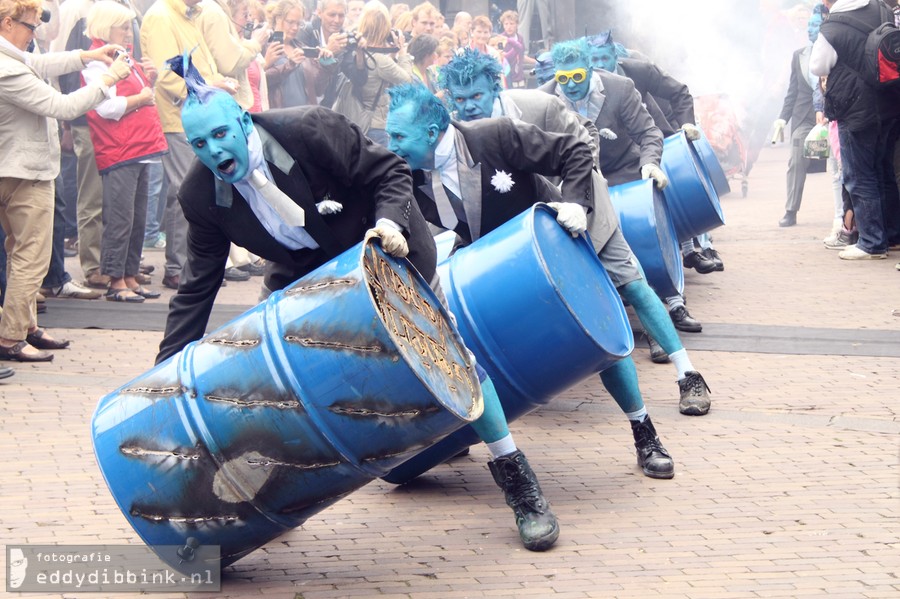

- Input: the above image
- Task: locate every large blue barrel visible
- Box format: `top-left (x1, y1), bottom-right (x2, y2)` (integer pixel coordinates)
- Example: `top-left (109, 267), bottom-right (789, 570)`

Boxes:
top-left (383, 205), bottom-right (633, 483)
top-left (92, 239), bottom-right (483, 568)
top-left (609, 179), bottom-right (684, 300)
top-left (693, 130), bottom-right (731, 197)
top-left (660, 131), bottom-right (726, 242)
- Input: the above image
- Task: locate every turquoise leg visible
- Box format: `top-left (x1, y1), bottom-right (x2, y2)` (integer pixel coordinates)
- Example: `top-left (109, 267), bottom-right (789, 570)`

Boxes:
top-left (469, 376), bottom-right (510, 444)
top-left (599, 356), bottom-right (644, 413)
top-left (619, 279), bottom-right (684, 356)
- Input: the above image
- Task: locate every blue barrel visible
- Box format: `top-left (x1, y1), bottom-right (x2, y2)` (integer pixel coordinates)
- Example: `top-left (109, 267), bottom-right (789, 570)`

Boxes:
top-left (92, 239), bottom-right (483, 568)
top-left (383, 205), bottom-right (633, 483)
top-left (660, 131), bottom-right (726, 242)
top-left (609, 179), bottom-right (684, 300)
top-left (693, 130), bottom-right (731, 197)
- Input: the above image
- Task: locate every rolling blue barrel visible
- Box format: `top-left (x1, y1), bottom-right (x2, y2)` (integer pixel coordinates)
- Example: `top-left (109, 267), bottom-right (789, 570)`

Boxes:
top-left (609, 179), bottom-right (684, 300)
top-left (660, 131), bottom-right (726, 242)
top-left (92, 239), bottom-right (483, 569)
top-left (693, 130), bottom-right (731, 197)
top-left (383, 205), bottom-right (634, 483)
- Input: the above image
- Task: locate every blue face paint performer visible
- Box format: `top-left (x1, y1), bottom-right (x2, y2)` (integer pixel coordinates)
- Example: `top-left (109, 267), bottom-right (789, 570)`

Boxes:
top-left (157, 54), bottom-right (559, 553)
top-left (583, 32), bottom-right (721, 328)
top-left (437, 52), bottom-right (710, 475)
top-left (773, 8), bottom-right (827, 230)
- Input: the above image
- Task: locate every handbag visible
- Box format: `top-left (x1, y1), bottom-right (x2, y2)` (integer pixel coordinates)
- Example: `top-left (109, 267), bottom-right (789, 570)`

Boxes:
top-left (331, 74), bottom-right (385, 135)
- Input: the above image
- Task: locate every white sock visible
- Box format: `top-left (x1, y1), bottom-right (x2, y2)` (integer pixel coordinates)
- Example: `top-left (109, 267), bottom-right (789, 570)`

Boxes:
top-left (486, 434), bottom-right (517, 459)
top-left (666, 295), bottom-right (685, 311)
top-left (670, 349), bottom-right (695, 380)
top-left (625, 407), bottom-right (648, 422)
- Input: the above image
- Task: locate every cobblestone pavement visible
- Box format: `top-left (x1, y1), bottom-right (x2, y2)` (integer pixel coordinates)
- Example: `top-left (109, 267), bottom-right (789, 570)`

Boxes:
top-left (1, 145), bottom-right (898, 598)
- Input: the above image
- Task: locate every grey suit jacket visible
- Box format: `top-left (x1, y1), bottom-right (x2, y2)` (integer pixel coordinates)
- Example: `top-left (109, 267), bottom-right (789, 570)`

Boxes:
top-left (540, 69), bottom-right (664, 187)
top-left (779, 46), bottom-right (817, 130)
top-left (497, 89), bottom-right (619, 251)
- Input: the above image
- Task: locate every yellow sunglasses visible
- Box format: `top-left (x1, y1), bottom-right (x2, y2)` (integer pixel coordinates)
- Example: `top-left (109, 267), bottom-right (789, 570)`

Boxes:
top-left (555, 68), bottom-right (588, 85)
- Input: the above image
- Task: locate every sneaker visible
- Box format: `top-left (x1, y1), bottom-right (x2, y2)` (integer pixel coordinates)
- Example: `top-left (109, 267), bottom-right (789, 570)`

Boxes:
top-left (838, 245), bottom-right (887, 260)
top-left (678, 371), bottom-right (711, 416)
top-left (825, 228), bottom-right (858, 250)
top-left (42, 280), bottom-right (102, 300)
top-left (143, 233), bottom-right (166, 250)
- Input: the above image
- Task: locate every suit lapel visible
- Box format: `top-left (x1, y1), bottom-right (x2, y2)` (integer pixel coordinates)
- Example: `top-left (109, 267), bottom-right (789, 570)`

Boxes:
top-left (454, 132), bottom-right (483, 240)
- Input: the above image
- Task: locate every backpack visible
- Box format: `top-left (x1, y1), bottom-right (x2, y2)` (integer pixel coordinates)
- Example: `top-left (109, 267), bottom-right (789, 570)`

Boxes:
top-left (830, 0), bottom-right (900, 88)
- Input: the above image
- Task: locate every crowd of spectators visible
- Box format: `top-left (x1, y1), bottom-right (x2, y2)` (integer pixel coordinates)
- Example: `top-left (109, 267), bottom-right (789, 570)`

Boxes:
top-left (1, 0), bottom-right (898, 372)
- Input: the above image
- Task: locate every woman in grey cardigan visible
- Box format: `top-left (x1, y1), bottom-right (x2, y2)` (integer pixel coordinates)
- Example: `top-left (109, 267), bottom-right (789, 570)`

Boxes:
top-left (0, 0), bottom-right (130, 362)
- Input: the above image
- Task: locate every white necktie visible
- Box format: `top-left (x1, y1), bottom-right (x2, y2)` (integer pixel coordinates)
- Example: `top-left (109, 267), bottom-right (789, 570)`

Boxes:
top-left (249, 169), bottom-right (305, 228)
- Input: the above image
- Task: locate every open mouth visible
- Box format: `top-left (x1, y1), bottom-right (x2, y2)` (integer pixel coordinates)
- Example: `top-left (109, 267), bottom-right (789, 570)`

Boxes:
top-left (217, 159), bottom-right (236, 176)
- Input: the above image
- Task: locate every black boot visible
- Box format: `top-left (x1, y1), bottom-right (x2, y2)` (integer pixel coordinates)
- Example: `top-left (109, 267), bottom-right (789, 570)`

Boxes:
top-left (489, 450), bottom-right (559, 551)
top-left (669, 305), bottom-right (702, 333)
top-left (630, 417), bottom-right (674, 479)
top-left (682, 250), bottom-right (717, 274)
top-left (646, 335), bottom-right (669, 364)
top-left (701, 247), bottom-right (724, 271)
top-left (779, 211), bottom-right (797, 227)
top-left (678, 371), bottom-right (711, 416)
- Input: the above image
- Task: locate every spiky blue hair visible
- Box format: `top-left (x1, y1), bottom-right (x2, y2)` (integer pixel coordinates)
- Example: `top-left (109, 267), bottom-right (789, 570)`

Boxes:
top-left (551, 38), bottom-right (590, 67)
top-left (438, 47), bottom-right (503, 93)
top-left (388, 83), bottom-right (451, 132)
top-left (167, 49), bottom-right (231, 112)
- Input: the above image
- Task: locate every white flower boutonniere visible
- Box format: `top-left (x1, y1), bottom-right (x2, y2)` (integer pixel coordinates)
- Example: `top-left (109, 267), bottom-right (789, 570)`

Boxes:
top-left (491, 170), bottom-right (515, 194)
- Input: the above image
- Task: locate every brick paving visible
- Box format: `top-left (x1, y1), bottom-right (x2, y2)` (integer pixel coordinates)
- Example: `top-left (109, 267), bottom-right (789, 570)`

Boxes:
top-left (1, 145), bottom-right (898, 599)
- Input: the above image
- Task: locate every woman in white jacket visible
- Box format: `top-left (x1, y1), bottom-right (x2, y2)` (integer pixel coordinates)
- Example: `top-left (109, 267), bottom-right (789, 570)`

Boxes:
top-left (0, 0), bottom-right (130, 362)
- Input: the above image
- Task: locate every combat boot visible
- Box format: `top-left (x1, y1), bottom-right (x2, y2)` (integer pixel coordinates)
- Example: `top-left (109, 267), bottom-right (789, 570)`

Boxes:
top-left (489, 450), bottom-right (559, 551)
top-left (630, 417), bottom-right (674, 479)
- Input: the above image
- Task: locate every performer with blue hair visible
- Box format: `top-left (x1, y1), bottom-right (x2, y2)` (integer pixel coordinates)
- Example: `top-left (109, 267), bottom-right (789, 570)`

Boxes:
top-left (156, 54), bottom-right (560, 553)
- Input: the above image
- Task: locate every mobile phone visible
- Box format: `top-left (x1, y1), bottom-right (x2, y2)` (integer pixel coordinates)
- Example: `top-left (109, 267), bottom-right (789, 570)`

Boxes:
top-left (301, 47), bottom-right (320, 58)
top-left (271, 31), bottom-right (284, 44)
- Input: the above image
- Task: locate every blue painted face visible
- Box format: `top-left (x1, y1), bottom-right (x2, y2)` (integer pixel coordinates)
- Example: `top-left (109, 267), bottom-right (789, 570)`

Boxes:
top-left (589, 44), bottom-right (618, 73)
top-left (808, 14), bottom-right (823, 44)
top-left (182, 93), bottom-right (254, 184)
top-left (555, 57), bottom-right (592, 103)
top-left (447, 74), bottom-right (499, 121)
top-left (386, 104), bottom-right (440, 171)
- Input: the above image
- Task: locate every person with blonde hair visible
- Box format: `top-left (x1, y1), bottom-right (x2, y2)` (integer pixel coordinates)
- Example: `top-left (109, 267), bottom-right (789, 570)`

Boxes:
top-left (83, 0), bottom-right (167, 303)
top-left (409, 1), bottom-right (437, 37)
top-left (347, 0), bottom-right (410, 144)
top-left (0, 0), bottom-right (131, 360)
top-left (264, 0), bottom-right (313, 107)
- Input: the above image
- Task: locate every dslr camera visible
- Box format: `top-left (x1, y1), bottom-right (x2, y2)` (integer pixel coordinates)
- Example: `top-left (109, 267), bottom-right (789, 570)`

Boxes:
top-left (345, 31), bottom-right (360, 51)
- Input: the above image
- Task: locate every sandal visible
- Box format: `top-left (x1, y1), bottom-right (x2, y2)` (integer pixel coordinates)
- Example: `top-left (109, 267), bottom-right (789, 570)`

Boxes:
top-left (129, 286), bottom-right (161, 299)
top-left (26, 328), bottom-right (71, 350)
top-left (106, 288), bottom-right (145, 303)
top-left (0, 340), bottom-right (53, 362)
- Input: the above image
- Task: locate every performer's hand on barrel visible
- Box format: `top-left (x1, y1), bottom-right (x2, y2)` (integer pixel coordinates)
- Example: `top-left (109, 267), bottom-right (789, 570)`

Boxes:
top-left (368, 219), bottom-right (410, 258)
top-left (680, 123), bottom-right (701, 141)
top-left (640, 164), bottom-right (669, 190)
top-left (547, 202), bottom-right (587, 237)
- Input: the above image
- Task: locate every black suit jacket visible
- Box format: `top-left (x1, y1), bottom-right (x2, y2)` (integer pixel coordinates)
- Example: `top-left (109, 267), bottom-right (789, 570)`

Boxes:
top-left (619, 58), bottom-right (696, 137)
top-left (778, 47), bottom-right (816, 130)
top-left (412, 118), bottom-right (595, 245)
top-left (156, 106), bottom-right (436, 363)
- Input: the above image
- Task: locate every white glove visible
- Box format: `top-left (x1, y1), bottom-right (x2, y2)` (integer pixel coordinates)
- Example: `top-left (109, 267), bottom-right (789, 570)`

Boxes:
top-left (547, 202), bottom-right (587, 237)
top-left (640, 164), bottom-right (669, 190)
top-left (367, 221), bottom-right (409, 258)
top-left (316, 200), bottom-right (343, 215)
top-left (680, 123), bottom-right (701, 141)
top-left (598, 127), bottom-right (618, 140)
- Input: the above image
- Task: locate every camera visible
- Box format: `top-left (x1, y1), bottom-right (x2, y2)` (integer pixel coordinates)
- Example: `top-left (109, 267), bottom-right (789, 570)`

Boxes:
top-left (115, 49), bottom-right (133, 66)
top-left (345, 31), bottom-right (360, 51)
top-left (40, 8), bottom-right (51, 23)
top-left (242, 21), bottom-right (263, 40)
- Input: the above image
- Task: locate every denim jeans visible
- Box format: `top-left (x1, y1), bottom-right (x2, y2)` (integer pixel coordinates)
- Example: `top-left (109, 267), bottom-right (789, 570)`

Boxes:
top-left (41, 186), bottom-right (73, 290)
top-left (143, 161), bottom-right (165, 243)
top-left (878, 116), bottom-right (900, 245)
top-left (839, 126), bottom-right (887, 254)
top-left (59, 151), bottom-right (79, 240)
